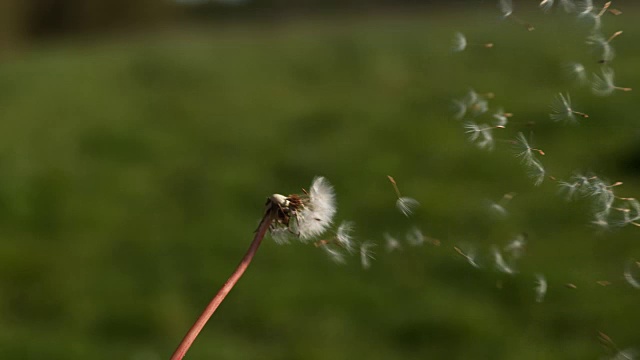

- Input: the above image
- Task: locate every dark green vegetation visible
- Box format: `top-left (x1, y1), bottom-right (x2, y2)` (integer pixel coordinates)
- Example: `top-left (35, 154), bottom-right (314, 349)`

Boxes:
top-left (1, 8), bottom-right (639, 360)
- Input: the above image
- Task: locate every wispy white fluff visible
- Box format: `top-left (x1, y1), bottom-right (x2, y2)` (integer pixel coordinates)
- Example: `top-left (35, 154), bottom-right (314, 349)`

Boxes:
top-left (534, 274), bottom-right (547, 303)
top-left (504, 234), bottom-right (527, 259)
top-left (384, 233), bottom-right (403, 253)
top-left (335, 221), bottom-right (356, 254)
top-left (360, 241), bottom-right (377, 270)
top-left (396, 197), bottom-right (420, 217)
top-left (624, 260), bottom-right (640, 289)
top-left (493, 246), bottom-right (516, 275)
top-left (406, 227), bottom-right (425, 247)
top-left (322, 246), bottom-right (347, 265)
top-left (298, 176), bottom-right (337, 241)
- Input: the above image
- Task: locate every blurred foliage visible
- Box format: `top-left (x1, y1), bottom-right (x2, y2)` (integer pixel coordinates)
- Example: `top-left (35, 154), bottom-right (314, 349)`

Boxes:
top-left (1, 4), bottom-right (640, 360)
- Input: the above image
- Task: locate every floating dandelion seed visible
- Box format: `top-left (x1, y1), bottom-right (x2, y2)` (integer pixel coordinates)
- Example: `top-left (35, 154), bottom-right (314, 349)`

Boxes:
top-left (321, 246), bottom-right (347, 265)
top-left (504, 233), bottom-right (527, 259)
top-left (499, 0), bottom-right (535, 30)
top-left (492, 107), bottom-right (512, 127)
top-left (493, 246), bottom-right (516, 275)
top-left (384, 233), bottom-right (403, 253)
top-left (610, 349), bottom-right (638, 360)
top-left (565, 62), bottom-right (588, 85)
top-left (513, 132), bottom-right (545, 167)
top-left (624, 259), bottom-right (640, 289)
top-left (387, 176), bottom-right (420, 217)
top-left (534, 274), bottom-right (547, 303)
top-left (360, 241), bottom-right (376, 270)
top-left (454, 245), bottom-right (481, 268)
top-left (540, 0), bottom-right (577, 12)
top-left (528, 159), bottom-right (546, 186)
top-left (488, 192), bottom-right (515, 218)
top-left (335, 221), bottom-right (356, 254)
top-left (539, 0), bottom-right (553, 12)
top-left (587, 31), bottom-right (622, 64)
top-left (550, 92), bottom-right (589, 124)
top-left (406, 226), bottom-right (425, 247)
top-left (465, 121), bottom-right (503, 151)
top-left (578, 0), bottom-right (614, 31)
top-left (451, 32), bottom-right (494, 52)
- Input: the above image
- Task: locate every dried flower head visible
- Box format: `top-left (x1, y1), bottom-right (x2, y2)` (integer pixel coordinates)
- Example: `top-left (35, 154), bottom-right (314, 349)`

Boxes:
top-left (267, 176), bottom-right (337, 243)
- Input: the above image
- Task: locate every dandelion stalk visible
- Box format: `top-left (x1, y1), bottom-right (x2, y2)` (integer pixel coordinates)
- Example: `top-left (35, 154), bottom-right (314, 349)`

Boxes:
top-left (170, 209), bottom-right (276, 360)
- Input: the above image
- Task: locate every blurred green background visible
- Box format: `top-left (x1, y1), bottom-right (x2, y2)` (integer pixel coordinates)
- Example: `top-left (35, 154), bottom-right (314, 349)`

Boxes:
top-left (1, 1), bottom-right (640, 359)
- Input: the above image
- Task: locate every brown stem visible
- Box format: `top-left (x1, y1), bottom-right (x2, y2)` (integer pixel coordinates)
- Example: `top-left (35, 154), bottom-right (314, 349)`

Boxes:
top-left (170, 211), bottom-right (275, 360)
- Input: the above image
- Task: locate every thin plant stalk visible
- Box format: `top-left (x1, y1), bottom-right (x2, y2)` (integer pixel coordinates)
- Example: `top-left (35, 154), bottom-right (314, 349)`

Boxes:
top-left (170, 210), bottom-right (275, 360)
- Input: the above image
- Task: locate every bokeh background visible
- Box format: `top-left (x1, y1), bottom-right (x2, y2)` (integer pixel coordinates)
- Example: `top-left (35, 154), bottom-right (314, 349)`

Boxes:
top-left (1, 0), bottom-right (639, 359)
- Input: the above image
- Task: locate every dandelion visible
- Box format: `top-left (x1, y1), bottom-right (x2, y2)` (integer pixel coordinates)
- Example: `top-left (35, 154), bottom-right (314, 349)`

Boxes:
top-left (465, 121), bottom-right (503, 151)
top-left (624, 259), bottom-right (640, 289)
top-left (610, 349), bottom-right (638, 360)
top-left (528, 159), bottom-right (546, 186)
top-left (513, 132), bottom-right (545, 167)
top-left (269, 176), bottom-right (337, 242)
top-left (488, 192), bottom-right (515, 218)
top-left (335, 221), bottom-right (356, 253)
top-left (549, 92), bottom-right (589, 124)
top-left (504, 233), bottom-right (527, 259)
top-left (451, 32), bottom-right (494, 52)
top-left (360, 241), bottom-right (377, 270)
top-left (534, 274), bottom-right (548, 303)
top-left (406, 226), bottom-right (425, 247)
top-left (540, 0), bottom-right (577, 12)
top-left (578, 0), bottom-right (613, 31)
top-left (565, 62), bottom-right (588, 85)
top-left (492, 107), bottom-right (513, 127)
top-left (321, 246), bottom-right (347, 265)
top-left (493, 246), bottom-right (516, 275)
top-left (586, 31), bottom-right (622, 64)
top-left (499, 0), bottom-right (535, 31)
top-left (454, 245), bottom-right (481, 268)
top-left (384, 233), bottom-right (403, 253)
top-left (387, 176), bottom-right (420, 217)
top-left (171, 176), bottom-right (338, 359)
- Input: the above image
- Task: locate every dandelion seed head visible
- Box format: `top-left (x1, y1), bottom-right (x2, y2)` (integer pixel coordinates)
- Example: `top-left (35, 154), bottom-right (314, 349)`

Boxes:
top-left (396, 197), bottom-right (420, 217)
top-left (550, 92), bottom-right (577, 124)
top-left (298, 176), bottom-right (337, 240)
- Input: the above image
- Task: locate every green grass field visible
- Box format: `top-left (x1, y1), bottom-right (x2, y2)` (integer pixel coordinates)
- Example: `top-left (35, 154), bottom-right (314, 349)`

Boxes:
top-left (1, 5), bottom-right (640, 359)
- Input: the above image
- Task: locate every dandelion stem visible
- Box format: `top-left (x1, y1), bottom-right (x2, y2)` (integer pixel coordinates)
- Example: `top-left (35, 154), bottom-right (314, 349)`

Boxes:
top-left (170, 210), bottom-right (275, 360)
